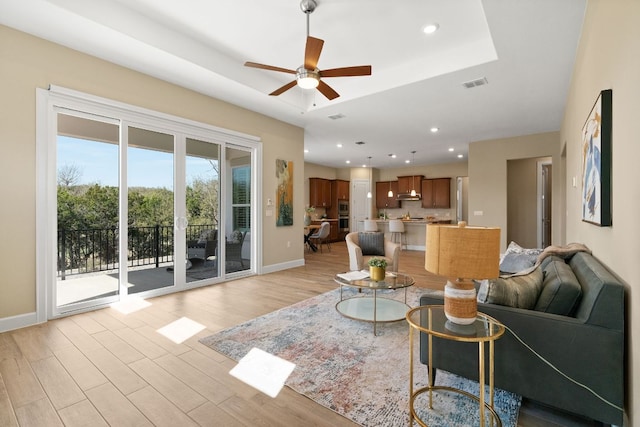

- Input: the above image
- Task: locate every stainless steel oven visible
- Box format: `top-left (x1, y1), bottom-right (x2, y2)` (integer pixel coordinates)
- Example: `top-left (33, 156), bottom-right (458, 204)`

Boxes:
top-left (339, 216), bottom-right (349, 232)
top-left (338, 201), bottom-right (349, 216)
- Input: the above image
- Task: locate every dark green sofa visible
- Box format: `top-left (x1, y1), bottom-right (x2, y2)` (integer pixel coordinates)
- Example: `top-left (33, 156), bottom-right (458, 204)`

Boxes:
top-left (419, 251), bottom-right (625, 425)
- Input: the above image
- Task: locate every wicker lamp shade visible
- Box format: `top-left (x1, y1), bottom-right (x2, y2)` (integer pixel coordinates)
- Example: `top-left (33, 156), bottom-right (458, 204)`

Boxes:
top-left (425, 222), bottom-right (500, 325)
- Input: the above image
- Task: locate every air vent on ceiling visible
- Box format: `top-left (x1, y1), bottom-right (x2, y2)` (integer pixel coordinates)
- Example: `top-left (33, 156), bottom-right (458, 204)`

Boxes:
top-left (328, 113), bottom-right (346, 120)
top-left (355, 141), bottom-right (365, 145)
top-left (462, 77), bottom-right (488, 89)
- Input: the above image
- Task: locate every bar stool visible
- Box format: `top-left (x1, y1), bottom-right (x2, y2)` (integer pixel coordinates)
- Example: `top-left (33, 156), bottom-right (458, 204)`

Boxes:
top-left (388, 219), bottom-right (406, 250)
top-left (364, 220), bottom-right (379, 232)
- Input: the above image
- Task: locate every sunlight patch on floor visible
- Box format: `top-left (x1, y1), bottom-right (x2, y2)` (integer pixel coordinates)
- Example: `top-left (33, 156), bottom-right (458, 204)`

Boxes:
top-left (111, 297), bottom-right (151, 314)
top-left (157, 317), bottom-right (205, 343)
top-left (229, 347), bottom-right (296, 398)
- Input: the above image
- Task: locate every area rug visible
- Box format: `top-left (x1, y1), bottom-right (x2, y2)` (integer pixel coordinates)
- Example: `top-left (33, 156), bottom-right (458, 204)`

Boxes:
top-left (199, 286), bottom-right (521, 426)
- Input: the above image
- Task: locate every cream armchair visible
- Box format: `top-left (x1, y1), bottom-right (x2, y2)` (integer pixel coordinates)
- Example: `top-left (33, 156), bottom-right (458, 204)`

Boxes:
top-left (345, 232), bottom-right (400, 272)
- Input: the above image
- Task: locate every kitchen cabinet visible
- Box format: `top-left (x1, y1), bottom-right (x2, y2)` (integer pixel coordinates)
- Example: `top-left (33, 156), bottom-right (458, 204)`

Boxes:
top-left (334, 180), bottom-right (349, 200)
top-left (309, 178), bottom-right (332, 208)
top-left (397, 175), bottom-right (423, 195)
top-left (375, 181), bottom-right (400, 209)
top-left (421, 178), bottom-right (451, 209)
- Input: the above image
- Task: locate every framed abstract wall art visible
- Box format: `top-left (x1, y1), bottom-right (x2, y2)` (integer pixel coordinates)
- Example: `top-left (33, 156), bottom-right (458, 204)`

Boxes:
top-left (276, 159), bottom-right (293, 226)
top-left (581, 89), bottom-right (612, 226)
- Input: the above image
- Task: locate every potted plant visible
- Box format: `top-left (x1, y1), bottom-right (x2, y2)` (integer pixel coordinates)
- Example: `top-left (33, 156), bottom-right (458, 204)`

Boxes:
top-left (368, 257), bottom-right (387, 281)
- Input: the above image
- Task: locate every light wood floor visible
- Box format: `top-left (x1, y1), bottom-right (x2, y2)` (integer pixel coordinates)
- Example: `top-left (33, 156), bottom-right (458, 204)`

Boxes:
top-left (0, 243), bottom-right (598, 426)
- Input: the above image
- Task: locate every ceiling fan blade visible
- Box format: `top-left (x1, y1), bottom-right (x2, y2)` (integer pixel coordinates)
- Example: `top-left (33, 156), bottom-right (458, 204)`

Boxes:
top-left (304, 36), bottom-right (324, 70)
top-left (317, 80), bottom-right (340, 100)
top-left (320, 65), bottom-right (372, 78)
top-left (244, 62), bottom-right (296, 75)
top-left (269, 80), bottom-right (298, 96)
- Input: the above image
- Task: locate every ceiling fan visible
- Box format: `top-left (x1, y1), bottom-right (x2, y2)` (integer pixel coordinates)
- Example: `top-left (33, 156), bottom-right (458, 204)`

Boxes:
top-left (244, 0), bottom-right (372, 100)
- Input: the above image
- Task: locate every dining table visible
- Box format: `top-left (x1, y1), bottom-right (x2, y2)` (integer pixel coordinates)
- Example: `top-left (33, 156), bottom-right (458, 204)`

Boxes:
top-left (304, 224), bottom-right (320, 252)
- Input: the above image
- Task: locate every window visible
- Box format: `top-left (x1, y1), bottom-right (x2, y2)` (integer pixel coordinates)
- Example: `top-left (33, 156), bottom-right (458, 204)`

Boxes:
top-left (232, 165), bottom-right (251, 230)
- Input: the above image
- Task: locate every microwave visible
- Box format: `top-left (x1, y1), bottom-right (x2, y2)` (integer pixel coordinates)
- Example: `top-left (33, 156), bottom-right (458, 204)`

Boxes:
top-left (338, 201), bottom-right (349, 216)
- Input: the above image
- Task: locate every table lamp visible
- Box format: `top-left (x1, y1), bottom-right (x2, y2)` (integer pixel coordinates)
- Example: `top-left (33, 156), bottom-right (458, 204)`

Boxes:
top-left (425, 222), bottom-right (500, 325)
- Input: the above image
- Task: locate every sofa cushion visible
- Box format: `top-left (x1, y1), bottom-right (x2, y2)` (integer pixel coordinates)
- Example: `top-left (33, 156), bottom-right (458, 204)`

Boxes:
top-left (477, 267), bottom-right (543, 309)
top-left (358, 232), bottom-right (385, 256)
top-left (535, 260), bottom-right (582, 315)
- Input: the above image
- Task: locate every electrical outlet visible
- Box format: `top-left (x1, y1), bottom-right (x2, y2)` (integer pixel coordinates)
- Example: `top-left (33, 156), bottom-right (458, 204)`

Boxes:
top-left (474, 210), bottom-right (483, 216)
top-left (287, 241), bottom-right (291, 248)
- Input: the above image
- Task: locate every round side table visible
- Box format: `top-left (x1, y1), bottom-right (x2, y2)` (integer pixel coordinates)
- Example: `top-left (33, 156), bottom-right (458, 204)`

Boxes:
top-left (406, 305), bottom-right (505, 426)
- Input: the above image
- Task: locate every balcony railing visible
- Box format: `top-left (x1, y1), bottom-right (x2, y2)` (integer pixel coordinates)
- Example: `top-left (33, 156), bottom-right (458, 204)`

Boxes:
top-left (57, 224), bottom-right (216, 279)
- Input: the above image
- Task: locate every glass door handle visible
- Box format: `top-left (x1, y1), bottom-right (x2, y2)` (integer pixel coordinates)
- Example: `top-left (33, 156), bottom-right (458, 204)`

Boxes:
top-left (176, 217), bottom-right (188, 230)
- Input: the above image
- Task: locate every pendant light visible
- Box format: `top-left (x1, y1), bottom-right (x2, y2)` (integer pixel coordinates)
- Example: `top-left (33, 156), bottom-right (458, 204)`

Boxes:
top-left (410, 151), bottom-right (417, 197)
top-left (366, 156), bottom-right (372, 198)
top-left (387, 153), bottom-right (394, 197)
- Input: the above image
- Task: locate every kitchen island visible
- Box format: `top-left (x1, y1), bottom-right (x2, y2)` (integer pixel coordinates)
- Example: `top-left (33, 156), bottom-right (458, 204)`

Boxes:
top-left (357, 219), bottom-right (452, 251)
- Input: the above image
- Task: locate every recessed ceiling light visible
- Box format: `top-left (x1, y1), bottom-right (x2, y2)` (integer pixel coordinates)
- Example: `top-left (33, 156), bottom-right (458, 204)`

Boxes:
top-left (457, 154), bottom-right (464, 158)
top-left (336, 143), bottom-right (343, 148)
top-left (304, 149), bottom-right (309, 153)
top-left (345, 160), bottom-right (351, 164)
top-left (405, 160), bottom-right (410, 164)
top-left (448, 148), bottom-right (454, 152)
top-left (388, 154), bottom-right (397, 159)
top-left (423, 23), bottom-right (439, 34)
top-left (430, 127), bottom-right (439, 133)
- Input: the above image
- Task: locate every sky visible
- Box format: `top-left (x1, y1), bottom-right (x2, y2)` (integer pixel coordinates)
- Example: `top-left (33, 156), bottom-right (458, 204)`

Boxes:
top-left (57, 136), bottom-right (218, 189)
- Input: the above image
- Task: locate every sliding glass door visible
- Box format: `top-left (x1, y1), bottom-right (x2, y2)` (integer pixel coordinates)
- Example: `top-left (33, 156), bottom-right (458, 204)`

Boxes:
top-left (185, 138), bottom-right (221, 282)
top-left (126, 126), bottom-right (176, 295)
top-left (42, 88), bottom-right (259, 318)
top-left (56, 112), bottom-right (121, 309)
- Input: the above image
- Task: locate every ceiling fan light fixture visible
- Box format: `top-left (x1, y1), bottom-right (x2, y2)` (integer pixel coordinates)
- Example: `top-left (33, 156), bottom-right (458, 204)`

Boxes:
top-left (296, 67), bottom-right (320, 89)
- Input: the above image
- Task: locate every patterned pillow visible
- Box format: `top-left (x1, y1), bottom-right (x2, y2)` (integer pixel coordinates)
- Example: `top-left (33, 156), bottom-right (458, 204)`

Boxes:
top-left (358, 232), bottom-right (385, 256)
top-left (197, 229), bottom-right (216, 244)
top-left (477, 267), bottom-right (543, 309)
top-left (500, 252), bottom-right (537, 274)
top-left (505, 241), bottom-right (543, 257)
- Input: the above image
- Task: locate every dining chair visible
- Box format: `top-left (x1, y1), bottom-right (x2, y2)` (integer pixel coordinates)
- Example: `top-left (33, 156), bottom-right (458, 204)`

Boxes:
top-left (310, 221), bottom-right (331, 253)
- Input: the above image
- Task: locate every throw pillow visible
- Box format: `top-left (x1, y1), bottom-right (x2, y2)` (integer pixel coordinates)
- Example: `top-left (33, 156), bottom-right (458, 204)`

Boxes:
top-left (477, 267), bottom-right (543, 309)
top-left (197, 229), bottom-right (216, 244)
top-left (500, 252), bottom-right (538, 274)
top-left (535, 260), bottom-right (582, 315)
top-left (504, 241), bottom-right (543, 257)
top-left (358, 232), bottom-right (385, 256)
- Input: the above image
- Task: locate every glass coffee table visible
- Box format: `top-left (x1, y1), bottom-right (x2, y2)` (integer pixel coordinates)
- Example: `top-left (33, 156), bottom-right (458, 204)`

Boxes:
top-left (334, 271), bottom-right (415, 335)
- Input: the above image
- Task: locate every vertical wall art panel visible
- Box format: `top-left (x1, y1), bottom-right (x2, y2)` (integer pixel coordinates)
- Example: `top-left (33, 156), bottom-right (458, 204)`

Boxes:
top-left (276, 159), bottom-right (294, 226)
top-left (581, 89), bottom-right (612, 226)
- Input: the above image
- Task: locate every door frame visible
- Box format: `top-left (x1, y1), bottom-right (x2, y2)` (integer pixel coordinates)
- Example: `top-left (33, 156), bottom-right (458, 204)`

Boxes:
top-left (36, 85), bottom-right (262, 320)
top-left (537, 159), bottom-right (552, 248)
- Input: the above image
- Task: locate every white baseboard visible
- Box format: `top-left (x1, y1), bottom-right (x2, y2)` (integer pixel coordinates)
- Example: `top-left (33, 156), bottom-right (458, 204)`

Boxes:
top-left (405, 245), bottom-right (425, 251)
top-left (0, 311), bottom-right (41, 333)
top-left (261, 258), bottom-right (305, 274)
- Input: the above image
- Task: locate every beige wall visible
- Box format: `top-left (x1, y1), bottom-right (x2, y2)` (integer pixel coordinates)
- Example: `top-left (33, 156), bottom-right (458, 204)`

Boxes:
top-left (468, 132), bottom-right (563, 252)
top-left (506, 157), bottom-right (550, 248)
top-left (0, 25), bottom-right (304, 320)
top-left (560, 0), bottom-right (639, 423)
